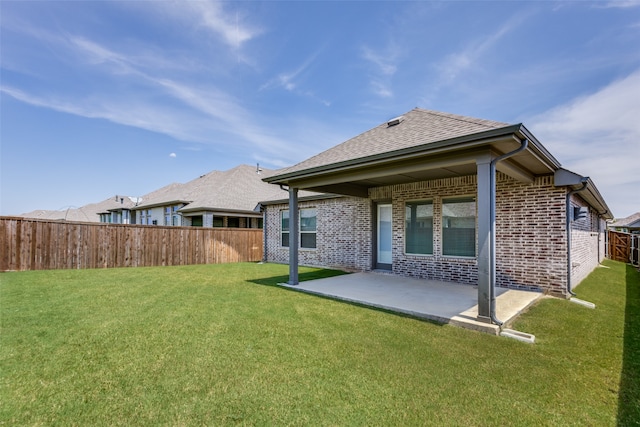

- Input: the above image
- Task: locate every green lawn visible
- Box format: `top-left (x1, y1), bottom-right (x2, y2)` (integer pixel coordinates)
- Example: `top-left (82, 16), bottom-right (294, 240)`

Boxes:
top-left (1, 260), bottom-right (638, 426)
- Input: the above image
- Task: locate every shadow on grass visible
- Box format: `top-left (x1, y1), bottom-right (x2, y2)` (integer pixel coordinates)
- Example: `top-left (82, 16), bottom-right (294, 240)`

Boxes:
top-left (617, 264), bottom-right (640, 426)
top-left (248, 268), bottom-right (348, 287)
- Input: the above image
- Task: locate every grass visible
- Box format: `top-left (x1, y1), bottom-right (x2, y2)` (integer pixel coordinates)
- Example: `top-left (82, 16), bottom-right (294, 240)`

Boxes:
top-left (1, 260), bottom-right (638, 426)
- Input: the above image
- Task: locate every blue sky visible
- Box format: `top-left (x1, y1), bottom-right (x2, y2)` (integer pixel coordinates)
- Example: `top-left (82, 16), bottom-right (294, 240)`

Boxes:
top-left (1, 1), bottom-right (639, 218)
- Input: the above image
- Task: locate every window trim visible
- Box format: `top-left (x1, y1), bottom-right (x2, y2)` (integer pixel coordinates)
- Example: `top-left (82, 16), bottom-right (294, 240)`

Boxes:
top-left (300, 208), bottom-right (317, 250)
top-left (281, 208), bottom-right (317, 250)
top-left (404, 199), bottom-right (434, 256)
top-left (441, 195), bottom-right (477, 258)
top-left (281, 210), bottom-right (290, 247)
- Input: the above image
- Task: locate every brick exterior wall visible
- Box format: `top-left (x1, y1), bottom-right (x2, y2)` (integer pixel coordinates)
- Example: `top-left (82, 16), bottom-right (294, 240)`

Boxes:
top-left (370, 175), bottom-right (480, 286)
top-left (263, 173), bottom-right (605, 296)
top-left (494, 174), bottom-right (567, 294)
top-left (264, 197), bottom-right (372, 271)
top-left (569, 194), bottom-right (606, 290)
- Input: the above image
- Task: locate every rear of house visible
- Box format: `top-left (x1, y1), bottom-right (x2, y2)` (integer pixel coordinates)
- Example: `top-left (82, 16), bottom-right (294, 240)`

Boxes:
top-left (262, 174), bottom-right (607, 296)
top-left (261, 109), bottom-right (611, 320)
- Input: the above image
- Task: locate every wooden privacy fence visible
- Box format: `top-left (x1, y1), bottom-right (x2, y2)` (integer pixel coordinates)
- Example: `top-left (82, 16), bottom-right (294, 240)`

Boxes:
top-left (608, 230), bottom-right (639, 266)
top-left (0, 217), bottom-right (263, 271)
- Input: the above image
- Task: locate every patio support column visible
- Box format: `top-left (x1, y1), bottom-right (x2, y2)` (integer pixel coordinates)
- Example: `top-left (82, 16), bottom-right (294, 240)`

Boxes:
top-left (288, 187), bottom-right (299, 285)
top-left (476, 157), bottom-right (492, 323)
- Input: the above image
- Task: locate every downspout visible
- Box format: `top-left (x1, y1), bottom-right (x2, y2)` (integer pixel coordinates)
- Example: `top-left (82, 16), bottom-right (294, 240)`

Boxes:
top-left (259, 204), bottom-right (267, 263)
top-left (597, 211), bottom-right (607, 264)
top-left (273, 184), bottom-right (289, 265)
top-left (489, 138), bottom-right (529, 325)
top-left (565, 179), bottom-right (588, 296)
top-left (600, 210), bottom-right (608, 262)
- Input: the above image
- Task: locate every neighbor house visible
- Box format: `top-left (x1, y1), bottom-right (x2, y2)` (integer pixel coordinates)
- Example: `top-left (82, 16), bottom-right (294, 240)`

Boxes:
top-left (132, 164), bottom-right (293, 228)
top-left (608, 212), bottom-right (640, 234)
top-left (97, 195), bottom-right (139, 224)
top-left (261, 108), bottom-right (613, 324)
top-left (19, 195), bottom-right (137, 223)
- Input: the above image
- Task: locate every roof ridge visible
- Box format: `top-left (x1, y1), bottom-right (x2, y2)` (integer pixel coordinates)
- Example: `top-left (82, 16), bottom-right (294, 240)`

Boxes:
top-left (414, 108), bottom-right (508, 129)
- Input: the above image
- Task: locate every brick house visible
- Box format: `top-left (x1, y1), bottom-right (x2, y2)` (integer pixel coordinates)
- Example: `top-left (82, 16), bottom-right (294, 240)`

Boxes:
top-left (261, 108), bottom-right (612, 325)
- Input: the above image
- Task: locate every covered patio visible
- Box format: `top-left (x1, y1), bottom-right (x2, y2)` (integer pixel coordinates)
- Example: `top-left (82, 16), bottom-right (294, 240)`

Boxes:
top-left (265, 109), bottom-right (559, 325)
top-left (280, 272), bottom-right (543, 335)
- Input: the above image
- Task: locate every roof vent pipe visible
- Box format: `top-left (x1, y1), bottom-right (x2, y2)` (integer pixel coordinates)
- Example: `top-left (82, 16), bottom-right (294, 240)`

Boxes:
top-left (566, 178), bottom-right (589, 297)
top-left (489, 138), bottom-right (529, 326)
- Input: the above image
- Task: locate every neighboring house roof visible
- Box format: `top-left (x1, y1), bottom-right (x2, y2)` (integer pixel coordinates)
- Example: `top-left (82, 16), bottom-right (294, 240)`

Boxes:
top-left (15, 164), bottom-right (325, 222)
top-left (179, 164), bottom-right (326, 213)
top-left (132, 164), bottom-right (308, 215)
top-left (18, 195), bottom-right (137, 222)
top-left (179, 165), bottom-right (287, 214)
top-left (264, 108), bottom-right (613, 220)
top-left (132, 182), bottom-right (189, 210)
top-left (610, 212), bottom-right (640, 229)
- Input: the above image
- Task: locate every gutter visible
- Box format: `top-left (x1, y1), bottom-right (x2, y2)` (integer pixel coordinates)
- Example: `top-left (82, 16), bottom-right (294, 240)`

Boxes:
top-left (488, 137), bottom-right (529, 326)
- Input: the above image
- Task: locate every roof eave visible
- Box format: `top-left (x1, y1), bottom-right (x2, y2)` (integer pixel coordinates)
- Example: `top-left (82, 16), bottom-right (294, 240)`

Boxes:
top-left (178, 206), bottom-right (260, 216)
top-left (264, 124), bottom-right (559, 185)
top-left (259, 193), bottom-right (344, 206)
top-left (554, 168), bottom-right (614, 219)
top-left (134, 200), bottom-right (191, 210)
top-left (516, 125), bottom-right (562, 171)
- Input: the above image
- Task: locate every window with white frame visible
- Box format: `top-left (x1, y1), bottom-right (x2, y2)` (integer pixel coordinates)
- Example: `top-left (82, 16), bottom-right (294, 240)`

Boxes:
top-left (172, 206), bottom-right (180, 226)
top-left (281, 210), bottom-right (289, 247)
top-left (405, 200), bottom-right (433, 255)
top-left (281, 208), bottom-right (317, 249)
top-left (300, 208), bottom-right (317, 249)
top-left (139, 209), bottom-right (152, 225)
top-left (442, 197), bottom-right (476, 257)
top-left (164, 207), bottom-right (170, 226)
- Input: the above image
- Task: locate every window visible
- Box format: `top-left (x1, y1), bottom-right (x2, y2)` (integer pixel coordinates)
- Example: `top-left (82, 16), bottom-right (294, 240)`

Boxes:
top-left (405, 201), bottom-right (433, 255)
top-left (281, 210), bottom-right (289, 247)
top-left (442, 197), bottom-right (476, 257)
top-left (165, 207), bottom-right (171, 226)
top-left (190, 216), bottom-right (203, 227)
top-left (227, 217), bottom-right (240, 228)
top-left (281, 208), bottom-right (317, 249)
top-left (300, 208), bottom-right (317, 249)
top-left (172, 206), bottom-right (180, 226)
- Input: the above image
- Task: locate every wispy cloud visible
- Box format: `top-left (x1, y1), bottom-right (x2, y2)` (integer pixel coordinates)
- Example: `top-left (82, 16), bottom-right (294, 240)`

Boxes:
top-left (360, 44), bottom-right (401, 98)
top-left (148, 0), bottom-right (260, 50)
top-left (593, 0), bottom-right (640, 9)
top-left (188, 1), bottom-right (259, 49)
top-left (435, 15), bottom-right (523, 86)
top-left (261, 53), bottom-right (319, 92)
top-left (529, 69), bottom-right (640, 217)
top-left (361, 46), bottom-right (398, 76)
top-left (260, 52), bottom-right (331, 106)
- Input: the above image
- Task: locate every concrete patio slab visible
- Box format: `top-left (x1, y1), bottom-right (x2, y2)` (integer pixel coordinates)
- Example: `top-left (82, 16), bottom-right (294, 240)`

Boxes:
top-left (280, 272), bottom-right (542, 335)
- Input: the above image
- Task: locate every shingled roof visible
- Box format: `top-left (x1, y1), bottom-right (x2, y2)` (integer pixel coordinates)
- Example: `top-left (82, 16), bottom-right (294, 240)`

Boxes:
top-left (276, 108), bottom-right (509, 176)
top-left (18, 195), bottom-right (138, 222)
top-left (179, 164), bottom-right (291, 213)
top-left (610, 212), bottom-right (640, 228)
